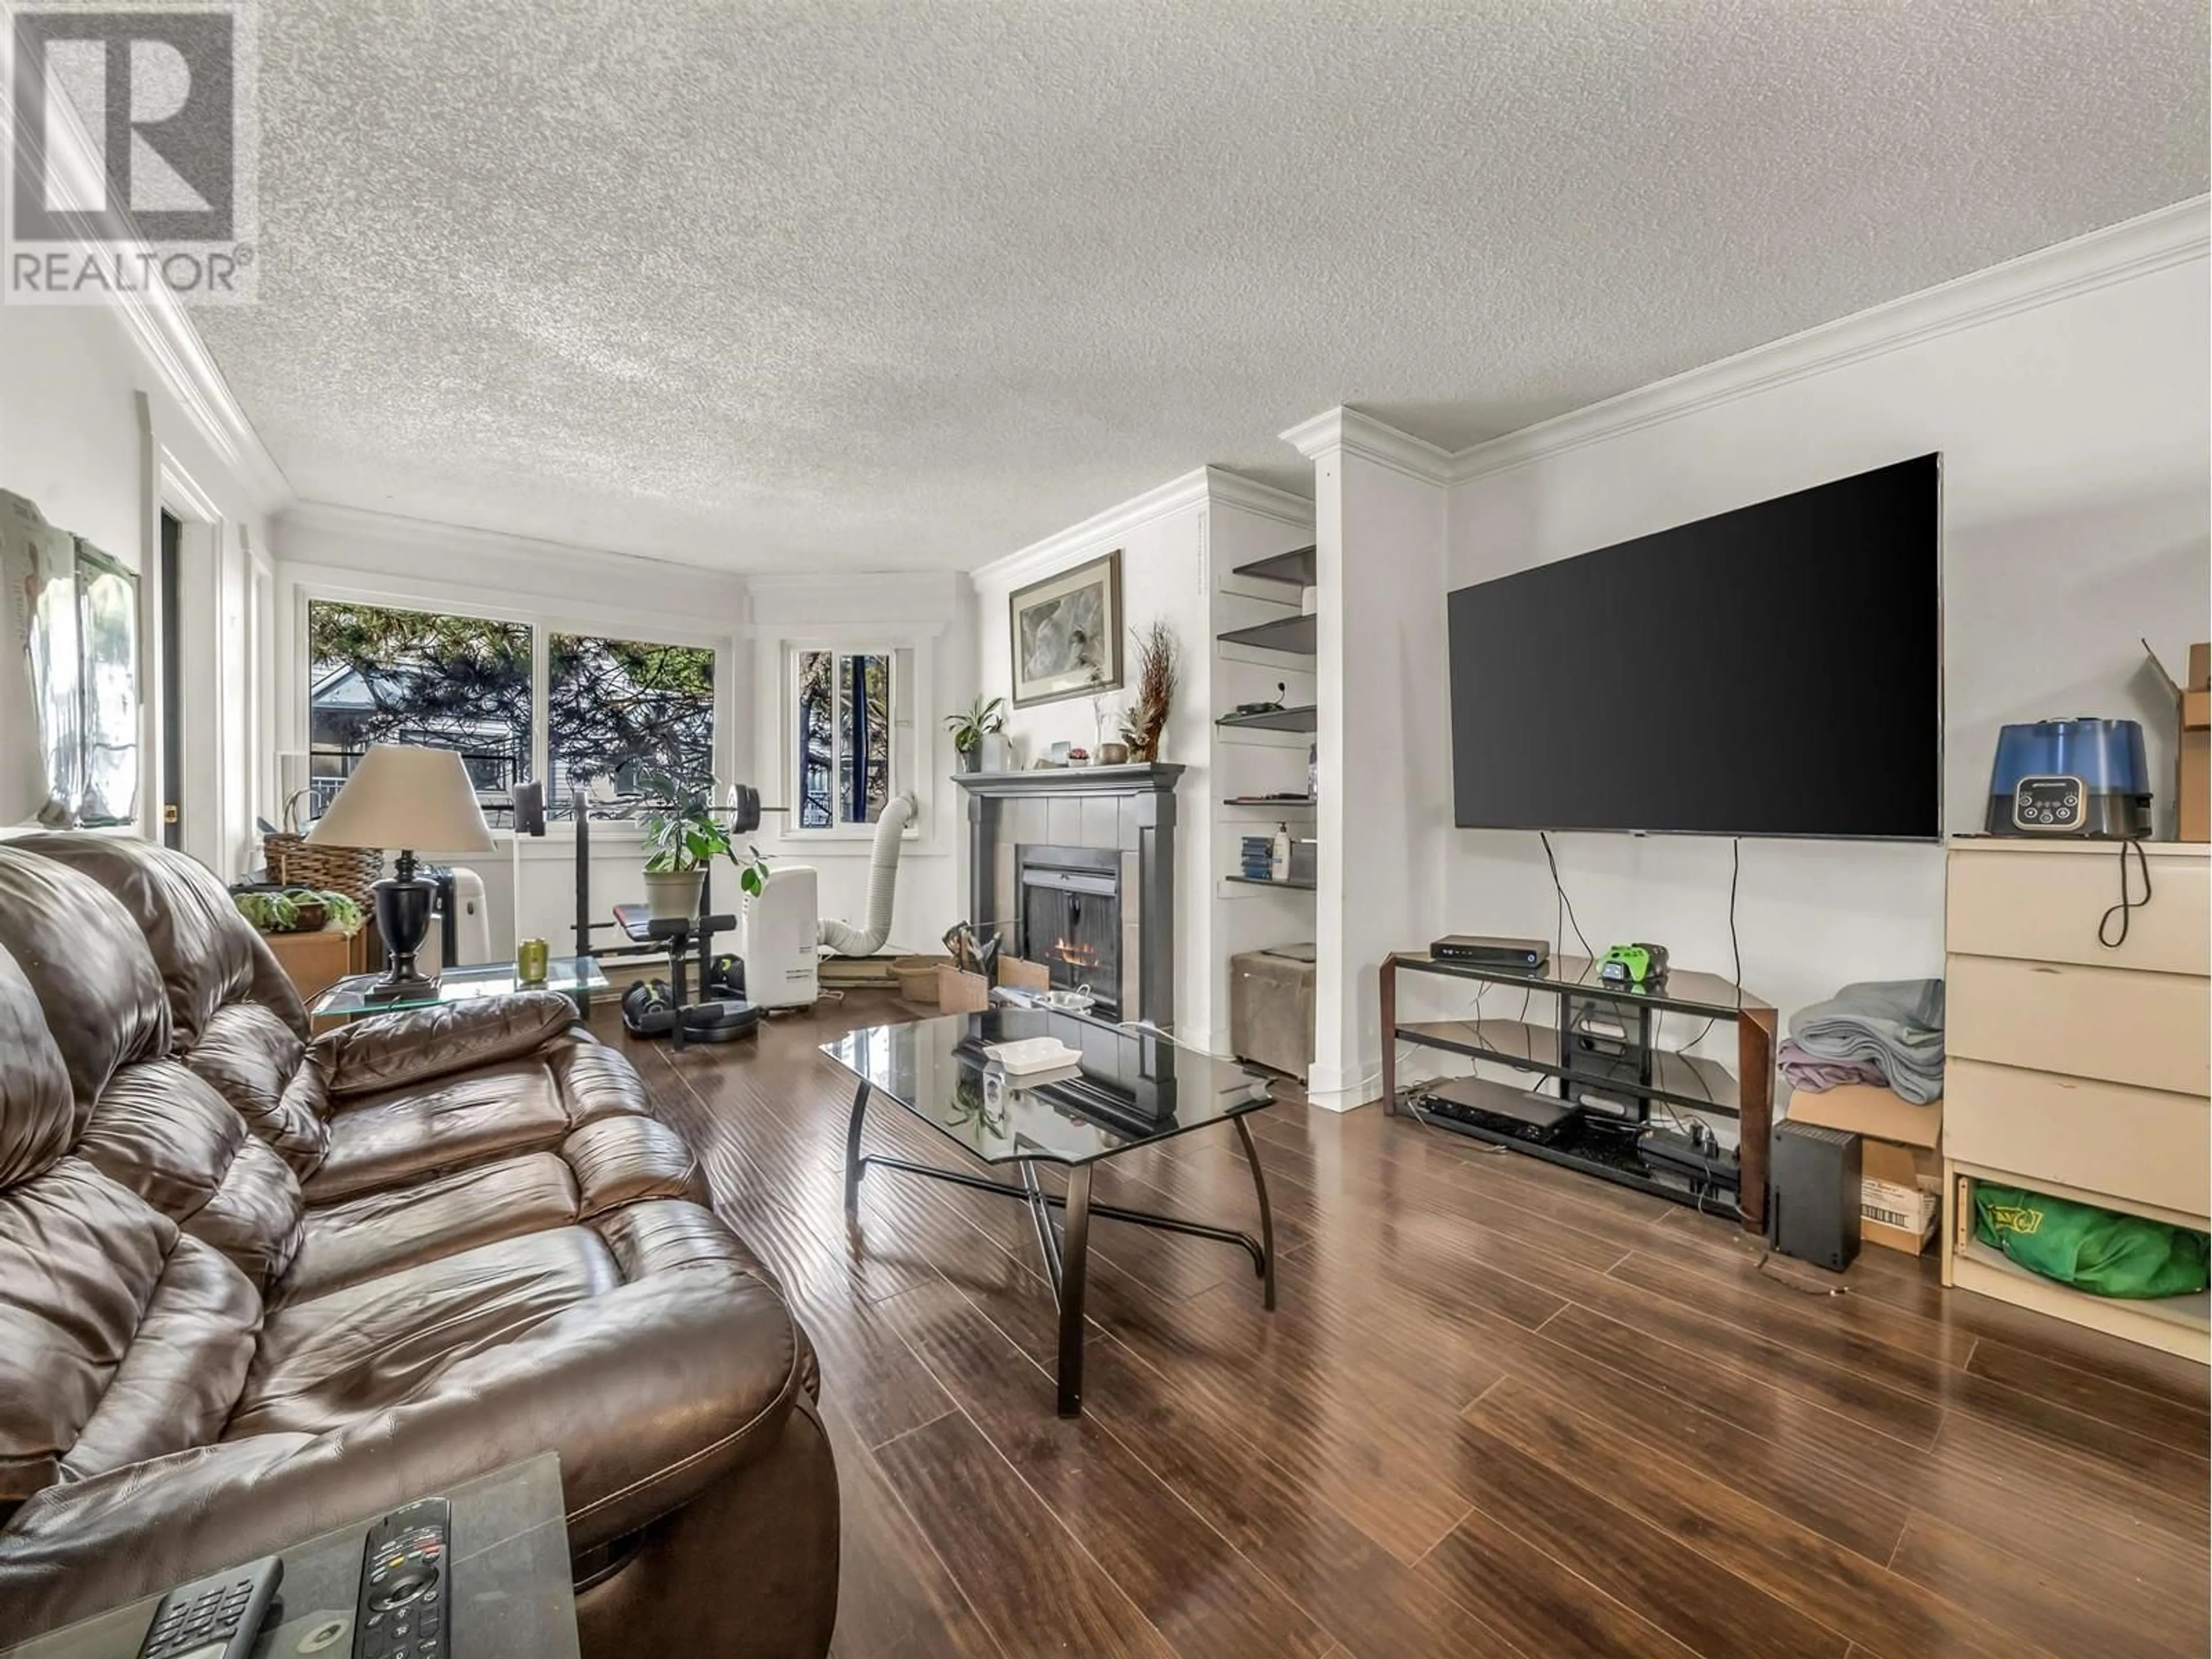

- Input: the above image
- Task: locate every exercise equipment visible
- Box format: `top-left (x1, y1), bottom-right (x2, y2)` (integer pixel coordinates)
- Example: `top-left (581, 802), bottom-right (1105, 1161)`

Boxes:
top-left (621, 978), bottom-right (760, 1044)
top-left (572, 778), bottom-right (922, 1024)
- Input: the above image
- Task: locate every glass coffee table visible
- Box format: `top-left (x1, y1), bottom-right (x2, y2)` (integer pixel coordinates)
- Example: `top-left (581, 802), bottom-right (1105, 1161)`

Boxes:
top-left (822, 1009), bottom-right (1281, 1416)
top-left (311, 957), bottom-right (608, 1022)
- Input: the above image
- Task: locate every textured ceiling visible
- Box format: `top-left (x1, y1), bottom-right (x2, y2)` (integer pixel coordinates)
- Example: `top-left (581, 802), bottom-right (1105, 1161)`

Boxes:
top-left (198, 1), bottom-right (2208, 571)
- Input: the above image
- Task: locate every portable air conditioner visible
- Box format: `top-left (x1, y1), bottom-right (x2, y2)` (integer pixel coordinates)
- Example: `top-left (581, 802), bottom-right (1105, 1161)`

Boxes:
top-left (417, 865), bottom-right (493, 972)
top-left (743, 865), bottom-right (819, 1009)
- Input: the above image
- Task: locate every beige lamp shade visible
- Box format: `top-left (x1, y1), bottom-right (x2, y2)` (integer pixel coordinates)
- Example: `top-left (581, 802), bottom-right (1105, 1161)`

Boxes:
top-left (306, 744), bottom-right (497, 853)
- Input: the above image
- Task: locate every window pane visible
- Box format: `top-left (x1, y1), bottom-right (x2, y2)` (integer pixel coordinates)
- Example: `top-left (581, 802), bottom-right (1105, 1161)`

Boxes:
top-left (306, 601), bottom-right (531, 824)
top-left (549, 634), bottom-right (715, 817)
top-left (797, 649), bottom-right (833, 829)
top-left (836, 653), bottom-right (892, 824)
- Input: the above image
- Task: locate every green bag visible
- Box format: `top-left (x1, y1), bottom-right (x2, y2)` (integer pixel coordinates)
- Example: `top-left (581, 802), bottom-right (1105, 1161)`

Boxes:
top-left (1974, 1184), bottom-right (2210, 1300)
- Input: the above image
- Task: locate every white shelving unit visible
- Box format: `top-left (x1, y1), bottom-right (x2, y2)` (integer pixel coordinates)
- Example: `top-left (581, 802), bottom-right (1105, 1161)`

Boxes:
top-left (1207, 519), bottom-right (1319, 1062)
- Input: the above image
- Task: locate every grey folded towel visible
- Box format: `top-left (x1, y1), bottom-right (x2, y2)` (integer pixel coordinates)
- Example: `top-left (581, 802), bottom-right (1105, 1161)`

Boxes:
top-left (1786, 978), bottom-right (1945, 1104)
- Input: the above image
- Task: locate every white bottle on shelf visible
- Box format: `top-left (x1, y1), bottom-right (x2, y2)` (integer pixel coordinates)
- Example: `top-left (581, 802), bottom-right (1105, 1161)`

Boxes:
top-left (1270, 822), bottom-right (1292, 882)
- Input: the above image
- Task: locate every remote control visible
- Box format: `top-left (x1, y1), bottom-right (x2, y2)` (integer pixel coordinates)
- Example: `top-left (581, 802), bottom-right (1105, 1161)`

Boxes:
top-left (354, 1496), bottom-right (450, 1659)
top-left (137, 1556), bottom-right (282, 1659)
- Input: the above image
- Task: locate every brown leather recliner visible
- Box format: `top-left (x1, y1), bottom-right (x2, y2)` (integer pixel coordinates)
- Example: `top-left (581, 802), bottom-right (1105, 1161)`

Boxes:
top-left (0, 835), bottom-right (838, 1656)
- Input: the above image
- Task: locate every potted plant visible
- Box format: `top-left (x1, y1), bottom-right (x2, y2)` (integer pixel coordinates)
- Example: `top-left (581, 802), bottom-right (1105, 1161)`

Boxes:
top-left (641, 774), bottom-right (734, 919)
top-left (945, 694), bottom-right (1008, 774)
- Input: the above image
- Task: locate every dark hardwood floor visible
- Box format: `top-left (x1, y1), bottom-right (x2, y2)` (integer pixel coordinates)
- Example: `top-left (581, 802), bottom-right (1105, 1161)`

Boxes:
top-left (605, 993), bottom-right (2210, 1659)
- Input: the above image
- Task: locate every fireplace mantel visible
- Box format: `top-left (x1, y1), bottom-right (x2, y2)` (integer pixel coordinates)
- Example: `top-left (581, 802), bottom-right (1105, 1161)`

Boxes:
top-left (950, 763), bottom-right (1185, 799)
top-left (953, 764), bottom-right (1181, 1027)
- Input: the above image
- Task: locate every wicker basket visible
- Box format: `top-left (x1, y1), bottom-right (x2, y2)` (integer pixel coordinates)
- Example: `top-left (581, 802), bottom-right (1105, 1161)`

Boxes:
top-left (892, 955), bottom-right (952, 1003)
top-left (262, 833), bottom-right (383, 907)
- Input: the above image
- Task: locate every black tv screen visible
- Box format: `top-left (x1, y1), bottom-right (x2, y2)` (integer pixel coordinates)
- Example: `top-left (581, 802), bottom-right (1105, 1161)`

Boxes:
top-left (1449, 454), bottom-right (1940, 839)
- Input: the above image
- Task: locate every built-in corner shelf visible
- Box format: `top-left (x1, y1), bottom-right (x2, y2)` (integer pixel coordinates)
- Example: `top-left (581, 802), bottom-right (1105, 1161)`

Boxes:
top-left (1216, 613), bottom-right (1316, 655)
top-left (1230, 544), bottom-right (1316, 586)
top-left (1216, 703), bottom-right (1318, 734)
top-left (1225, 874), bottom-right (1316, 892)
top-left (1222, 795), bottom-right (1316, 808)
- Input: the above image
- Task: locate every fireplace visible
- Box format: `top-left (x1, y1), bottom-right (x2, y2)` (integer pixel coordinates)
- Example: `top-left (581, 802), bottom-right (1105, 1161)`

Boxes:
top-left (1016, 844), bottom-right (1122, 1016)
top-left (955, 763), bottom-right (1181, 1029)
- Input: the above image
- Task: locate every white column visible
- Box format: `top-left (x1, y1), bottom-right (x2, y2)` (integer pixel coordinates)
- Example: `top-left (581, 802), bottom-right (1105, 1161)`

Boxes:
top-left (1282, 409), bottom-right (1452, 1108)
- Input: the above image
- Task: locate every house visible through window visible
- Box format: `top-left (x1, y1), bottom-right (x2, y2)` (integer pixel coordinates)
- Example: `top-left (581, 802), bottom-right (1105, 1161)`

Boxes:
top-left (306, 600), bottom-right (718, 826)
top-left (796, 649), bottom-right (894, 829)
top-left (307, 601), bottom-right (532, 822)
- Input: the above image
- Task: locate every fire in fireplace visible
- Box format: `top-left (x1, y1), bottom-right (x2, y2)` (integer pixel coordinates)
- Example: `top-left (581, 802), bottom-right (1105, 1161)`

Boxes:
top-left (1016, 844), bottom-right (1122, 1015)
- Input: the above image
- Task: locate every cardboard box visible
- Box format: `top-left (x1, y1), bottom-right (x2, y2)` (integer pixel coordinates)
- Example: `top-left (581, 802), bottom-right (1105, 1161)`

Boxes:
top-left (2146, 641), bottom-right (2210, 843)
top-left (1783, 1085), bottom-right (1942, 1149)
top-left (935, 956), bottom-right (1050, 1013)
top-left (1860, 1137), bottom-right (1941, 1254)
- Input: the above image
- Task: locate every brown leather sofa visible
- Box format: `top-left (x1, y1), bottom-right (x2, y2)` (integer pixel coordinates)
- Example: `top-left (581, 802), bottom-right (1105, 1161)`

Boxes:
top-left (0, 835), bottom-right (838, 1656)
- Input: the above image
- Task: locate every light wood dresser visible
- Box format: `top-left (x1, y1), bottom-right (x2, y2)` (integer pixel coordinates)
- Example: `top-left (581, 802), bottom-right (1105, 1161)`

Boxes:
top-left (1942, 838), bottom-right (2210, 1361)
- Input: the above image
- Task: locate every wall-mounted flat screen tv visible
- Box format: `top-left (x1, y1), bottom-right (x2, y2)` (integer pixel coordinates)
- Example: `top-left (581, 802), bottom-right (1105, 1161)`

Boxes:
top-left (1448, 454), bottom-right (1940, 839)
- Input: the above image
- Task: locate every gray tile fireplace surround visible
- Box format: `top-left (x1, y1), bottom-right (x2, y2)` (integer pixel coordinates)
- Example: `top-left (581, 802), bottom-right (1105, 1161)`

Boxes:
top-left (952, 764), bottom-right (1184, 1028)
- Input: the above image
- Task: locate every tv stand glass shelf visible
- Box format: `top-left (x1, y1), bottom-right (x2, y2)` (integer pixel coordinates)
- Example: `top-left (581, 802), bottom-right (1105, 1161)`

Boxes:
top-left (1381, 950), bottom-right (1777, 1232)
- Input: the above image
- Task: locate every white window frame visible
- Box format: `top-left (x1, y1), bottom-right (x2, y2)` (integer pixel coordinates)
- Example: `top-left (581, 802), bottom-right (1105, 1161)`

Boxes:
top-left (283, 569), bottom-right (738, 840)
top-left (776, 637), bottom-right (919, 842)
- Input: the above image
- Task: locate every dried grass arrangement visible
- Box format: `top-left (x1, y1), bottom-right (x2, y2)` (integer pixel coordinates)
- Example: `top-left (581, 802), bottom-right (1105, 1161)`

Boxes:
top-left (1119, 621), bottom-right (1177, 762)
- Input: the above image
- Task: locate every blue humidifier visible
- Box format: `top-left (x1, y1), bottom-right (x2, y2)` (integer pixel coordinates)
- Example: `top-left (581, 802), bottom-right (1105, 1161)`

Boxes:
top-left (1986, 718), bottom-right (2152, 838)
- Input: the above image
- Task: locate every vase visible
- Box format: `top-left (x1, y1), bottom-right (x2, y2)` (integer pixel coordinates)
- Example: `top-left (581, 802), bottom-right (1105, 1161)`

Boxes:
top-left (980, 732), bottom-right (1009, 772)
top-left (955, 746), bottom-right (981, 775)
top-left (1100, 741), bottom-right (1129, 766)
top-left (644, 869), bottom-right (703, 920)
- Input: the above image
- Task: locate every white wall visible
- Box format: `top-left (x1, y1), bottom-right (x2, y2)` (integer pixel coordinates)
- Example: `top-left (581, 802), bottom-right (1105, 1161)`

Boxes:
top-left (273, 504), bottom-right (969, 961)
top-left (1, 296), bottom-right (279, 868)
top-left (1440, 211), bottom-right (2210, 1043)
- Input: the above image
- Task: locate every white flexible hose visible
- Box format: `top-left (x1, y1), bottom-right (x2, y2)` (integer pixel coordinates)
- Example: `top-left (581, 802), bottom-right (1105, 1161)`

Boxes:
top-left (817, 791), bottom-right (916, 956)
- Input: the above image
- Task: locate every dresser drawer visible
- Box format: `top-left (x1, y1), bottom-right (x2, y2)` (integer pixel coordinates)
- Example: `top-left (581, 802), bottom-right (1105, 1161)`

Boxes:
top-left (1946, 1057), bottom-right (2210, 1218)
top-left (1947, 955), bottom-right (2210, 1097)
top-left (1948, 844), bottom-right (2209, 975)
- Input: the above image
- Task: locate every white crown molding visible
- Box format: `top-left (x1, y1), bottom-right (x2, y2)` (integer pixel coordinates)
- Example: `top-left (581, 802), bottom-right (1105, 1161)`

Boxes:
top-left (1203, 465), bottom-right (1315, 528)
top-left (1449, 195), bottom-right (2211, 483)
top-left (1, 51), bottom-right (291, 514)
top-left (1280, 406), bottom-right (1457, 486)
top-left (275, 499), bottom-right (744, 595)
top-left (969, 467), bottom-right (1214, 589)
top-left (744, 568), bottom-right (961, 628)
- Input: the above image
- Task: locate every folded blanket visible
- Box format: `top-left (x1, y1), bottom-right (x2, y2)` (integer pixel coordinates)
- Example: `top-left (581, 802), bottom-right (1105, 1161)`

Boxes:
top-left (1786, 978), bottom-right (1945, 1105)
top-left (1777, 1039), bottom-right (1888, 1093)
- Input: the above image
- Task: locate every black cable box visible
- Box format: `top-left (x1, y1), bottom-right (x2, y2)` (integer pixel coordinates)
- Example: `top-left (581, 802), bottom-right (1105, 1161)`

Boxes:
top-left (1419, 1077), bottom-right (1580, 1145)
top-left (1430, 934), bottom-right (1549, 971)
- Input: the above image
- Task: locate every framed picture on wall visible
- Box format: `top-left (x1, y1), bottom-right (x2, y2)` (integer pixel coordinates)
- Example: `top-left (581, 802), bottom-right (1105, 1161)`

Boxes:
top-left (1009, 550), bottom-right (1122, 707)
top-left (74, 542), bottom-right (140, 827)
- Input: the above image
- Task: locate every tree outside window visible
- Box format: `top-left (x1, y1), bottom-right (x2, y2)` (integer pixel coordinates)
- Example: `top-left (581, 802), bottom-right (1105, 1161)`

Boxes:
top-left (550, 634), bottom-right (715, 816)
top-left (306, 601), bottom-right (531, 821)
top-left (306, 602), bottom-right (718, 825)
top-left (796, 649), bottom-right (893, 829)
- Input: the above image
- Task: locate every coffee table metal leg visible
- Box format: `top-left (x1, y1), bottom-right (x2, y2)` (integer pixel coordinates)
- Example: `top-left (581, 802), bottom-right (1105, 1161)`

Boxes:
top-left (1056, 1165), bottom-right (1093, 1417)
top-left (1234, 1115), bottom-right (1277, 1312)
top-left (843, 1080), bottom-right (872, 1224)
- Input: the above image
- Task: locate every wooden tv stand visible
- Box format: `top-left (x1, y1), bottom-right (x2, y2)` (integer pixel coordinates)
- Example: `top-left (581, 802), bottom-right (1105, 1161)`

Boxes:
top-left (1381, 950), bottom-right (1776, 1232)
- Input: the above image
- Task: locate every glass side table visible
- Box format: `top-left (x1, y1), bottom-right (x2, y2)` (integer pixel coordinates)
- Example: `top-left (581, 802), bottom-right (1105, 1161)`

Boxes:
top-left (1, 1453), bottom-right (580, 1659)
top-left (310, 956), bottom-right (608, 1022)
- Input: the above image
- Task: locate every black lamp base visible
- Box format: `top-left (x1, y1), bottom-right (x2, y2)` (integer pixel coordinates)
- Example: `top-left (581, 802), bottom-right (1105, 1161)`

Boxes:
top-left (367, 849), bottom-right (439, 1001)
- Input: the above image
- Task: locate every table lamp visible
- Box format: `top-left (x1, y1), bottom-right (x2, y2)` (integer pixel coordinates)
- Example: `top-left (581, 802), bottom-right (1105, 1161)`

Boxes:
top-left (308, 744), bottom-right (495, 1001)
